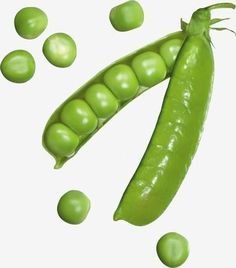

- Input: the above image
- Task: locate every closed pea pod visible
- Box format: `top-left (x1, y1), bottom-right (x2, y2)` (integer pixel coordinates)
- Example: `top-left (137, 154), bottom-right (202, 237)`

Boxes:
top-left (114, 3), bottom-right (235, 226)
top-left (42, 31), bottom-right (186, 168)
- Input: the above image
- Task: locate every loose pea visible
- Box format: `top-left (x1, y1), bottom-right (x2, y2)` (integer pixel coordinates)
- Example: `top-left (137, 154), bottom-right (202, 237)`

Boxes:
top-left (0, 50), bottom-right (35, 83)
top-left (43, 33), bottom-right (77, 67)
top-left (104, 64), bottom-right (139, 101)
top-left (57, 190), bottom-right (90, 225)
top-left (14, 7), bottom-right (48, 39)
top-left (85, 84), bottom-right (119, 118)
top-left (109, 1), bottom-right (144, 31)
top-left (45, 123), bottom-right (79, 158)
top-left (156, 232), bottom-right (189, 268)
top-left (61, 99), bottom-right (98, 135)
top-left (160, 39), bottom-right (183, 70)
top-left (131, 51), bottom-right (167, 87)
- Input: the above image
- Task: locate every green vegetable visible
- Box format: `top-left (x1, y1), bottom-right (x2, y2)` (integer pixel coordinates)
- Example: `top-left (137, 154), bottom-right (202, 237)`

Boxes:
top-left (114, 2), bottom-right (235, 226)
top-left (160, 39), bottom-right (183, 70)
top-left (131, 51), bottom-right (167, 87)
top-left (84, 84), bottom-right (119, 118)
top-left (14, 7), bottom-right (48, 39)
top-left (43, 33), bottom-right (77, 67)
top-left (45, 123), bottom-right (80, 158)
top-left (61, 100), bottom-right (98, 135)
top-left (156, 232), bottom-right (189, 267)
top-left (104, 64), bottom-right (139, 101)
top-left (109, 0), bottom-right (144, 31)
top-left (0, 50), bottom-right (35, 83)
top-left (57, 190), bottom-right (90, 225)
top-left (42, 31), bottom-right (185, 168)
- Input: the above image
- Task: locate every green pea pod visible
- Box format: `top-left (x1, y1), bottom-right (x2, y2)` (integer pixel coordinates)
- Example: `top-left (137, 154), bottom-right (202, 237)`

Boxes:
top-left (43, 31), bottom-right (186, 168)
top-left (114, 2), bottom-right (235, 226)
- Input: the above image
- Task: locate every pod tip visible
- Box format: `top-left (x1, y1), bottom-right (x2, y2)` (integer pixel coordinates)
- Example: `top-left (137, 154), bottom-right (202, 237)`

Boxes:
top-left (54, 157), bottom-right (64, 169)
top-left (113, 209), bottom-right (122, 221)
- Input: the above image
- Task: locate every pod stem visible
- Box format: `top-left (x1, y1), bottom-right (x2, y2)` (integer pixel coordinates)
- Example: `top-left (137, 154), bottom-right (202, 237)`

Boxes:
top-left (211, 26), bottom-right (236, 35)
top-left (206, 2), bottom-right (235, 10)
top-left (210, 17), bottom-right (230, 25)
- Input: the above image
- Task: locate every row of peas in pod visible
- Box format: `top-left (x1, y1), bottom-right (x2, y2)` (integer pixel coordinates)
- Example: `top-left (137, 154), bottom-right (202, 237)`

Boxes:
top-left (0, 7), bottom-right (77, 83)
top-left (44, 37), bottom-right (183, 166)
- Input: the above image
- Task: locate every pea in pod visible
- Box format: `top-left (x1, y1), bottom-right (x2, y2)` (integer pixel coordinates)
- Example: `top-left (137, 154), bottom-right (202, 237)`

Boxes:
top-left (114, 2), bottom-right (235, 226)
top-left (43, 31), bottom-right (185, 168)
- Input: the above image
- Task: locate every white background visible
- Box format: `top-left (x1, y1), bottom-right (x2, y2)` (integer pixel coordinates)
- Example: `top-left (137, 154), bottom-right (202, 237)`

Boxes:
top-left (0, 0), bottom-right (235, 267)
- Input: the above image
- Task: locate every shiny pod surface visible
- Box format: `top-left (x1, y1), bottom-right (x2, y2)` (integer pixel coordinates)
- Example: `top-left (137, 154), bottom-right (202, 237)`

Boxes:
top-left (109, 0), bottom-right (144, 31)
top-left (114, 6), bottom-right (219, 226)
top-left (0, 50), bottom-right (35, 83)
top-left (43, 31), bottom-right (185, 168)
top-left (43, 33), bottom-right (77, 67)
top-left (14, 7), bottom-right (48, 39)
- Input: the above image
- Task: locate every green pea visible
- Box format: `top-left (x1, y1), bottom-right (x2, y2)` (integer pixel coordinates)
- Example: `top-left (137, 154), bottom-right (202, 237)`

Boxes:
top-left (0, 50), bottom-right (35, 83)
top-left (61, 99), bottom-right (98, 135)
top-left (160, 39), bottom-right (183, 70)
top-left (45, 123), bottom-right (79, 157)
top-left (85, 84), bottom-right (119, 118)
top-left (104, 64), bottom-right (139, 101)
top-left (57, 190), bottom-right (90, 225)
top-left (109, 0), bottom-right (144, 31)
top-left (131, 51), bottom-right (167, 87)
top-left (14, 7), bottom-right (48, 39)
top-left (43, 33), bottom-right (77, 67)
top-left (156, 232), bottom-right (189, 268)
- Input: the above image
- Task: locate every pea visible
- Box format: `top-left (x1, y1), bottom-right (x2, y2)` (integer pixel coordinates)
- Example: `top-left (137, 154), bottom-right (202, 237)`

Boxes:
top-left (131, 51), bottom-right (167, 87)
top-left (61, 99), bottom-right (98, 135)
top-left (160, 39), bottom-right (183, 70)
top-left (85, 84), bottom-right (119, 118)
top-left (109, 1), bottom-right (144, 31)
top-left (156, 232), bottom-right (189, 268)
top-left (0, 50), bottom-right (35, 83)
top-left (43, 33), bottom-right (77, 67)
top-left (104, 64), bottom-right (139, 101)
top-left (45, 123), bottom-right (79, 157)
top-left (14, 7), bottom-right (48, 39)
top-left (57, 190), bottom-right (90, 225)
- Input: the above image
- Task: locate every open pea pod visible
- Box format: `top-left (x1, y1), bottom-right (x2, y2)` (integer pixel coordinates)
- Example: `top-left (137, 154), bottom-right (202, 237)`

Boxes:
top-left (43, 30), bottom-right (186, 168)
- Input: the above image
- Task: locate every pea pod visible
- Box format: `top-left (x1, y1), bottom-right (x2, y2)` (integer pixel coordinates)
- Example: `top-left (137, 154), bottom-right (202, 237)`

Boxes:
top-left (43, 31), bottom-right (185, 168)
top-left (114, 3), bottom-right (235, 226)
